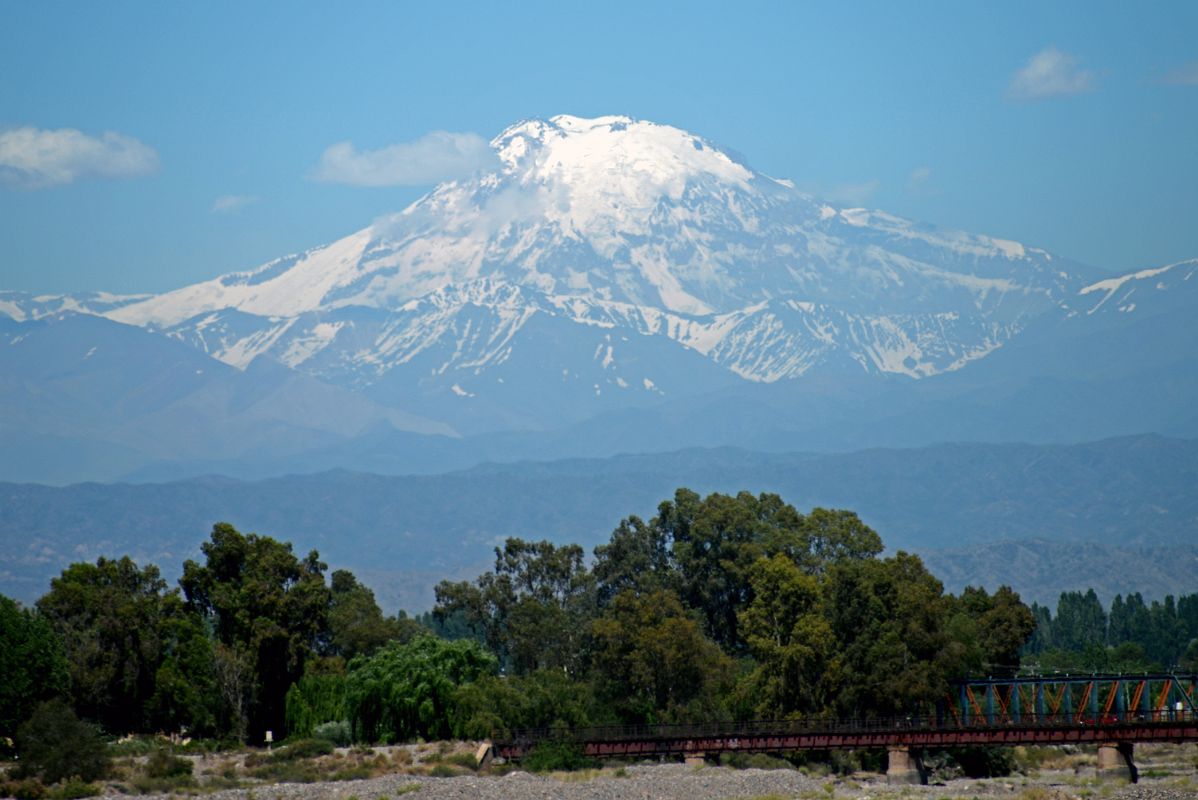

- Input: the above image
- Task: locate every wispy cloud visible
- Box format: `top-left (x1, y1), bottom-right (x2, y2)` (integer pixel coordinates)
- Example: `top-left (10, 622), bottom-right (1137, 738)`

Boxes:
top-left (1162, 59), bottom-right (1198, 86)
top-left (1008, 47), bottom-right (1095, 101)
top-left (212, 194), bottom-right (257, 214)
top-left (312, 131), bottom-right (498, 187)
top-left (796, 178), bottom-right (880, 206)
top-left (824, 179), bottom-right (880, 206)
top-left (0, 126), bottom-right (159, 189)
top-left (907, 166), bottom-right (939, 197)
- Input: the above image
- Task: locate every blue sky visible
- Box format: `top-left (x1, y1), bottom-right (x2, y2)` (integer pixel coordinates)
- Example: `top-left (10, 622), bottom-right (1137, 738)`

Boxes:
top-left (2, 0), bottom-right (1196, 293)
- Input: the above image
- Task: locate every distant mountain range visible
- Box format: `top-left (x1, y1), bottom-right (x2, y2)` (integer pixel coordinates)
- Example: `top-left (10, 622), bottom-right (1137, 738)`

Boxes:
top-left (2, 435), bottom-right (1194, 612)
top-left (2, 115), bottom-right (1196, 483)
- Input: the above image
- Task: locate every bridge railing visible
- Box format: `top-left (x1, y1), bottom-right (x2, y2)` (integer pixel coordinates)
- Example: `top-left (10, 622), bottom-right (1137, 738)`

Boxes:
top-left (500, 709), bottom-right (1196, 746)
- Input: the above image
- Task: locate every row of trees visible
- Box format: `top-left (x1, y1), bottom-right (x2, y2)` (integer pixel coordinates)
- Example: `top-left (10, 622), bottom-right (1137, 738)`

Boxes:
top-left (3, 489), bottom-right (1043, 749)
top-left (1024, 588), bottom-right (1198, 671)
top-left (0, 522), bottom-right (423, 745)
top-left (424, 490), bottom-right (1037, 728)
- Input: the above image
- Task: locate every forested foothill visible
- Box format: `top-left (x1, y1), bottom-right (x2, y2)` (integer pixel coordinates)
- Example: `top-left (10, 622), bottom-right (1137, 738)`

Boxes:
top-left (2, 489), bottom-right (1196, 796)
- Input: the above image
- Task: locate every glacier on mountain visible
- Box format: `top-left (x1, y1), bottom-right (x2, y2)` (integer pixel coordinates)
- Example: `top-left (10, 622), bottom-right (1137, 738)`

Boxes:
top-left (83, 115), bottom-right (1113, 398)
top-left (3, 114), bottom-right (1192, 441)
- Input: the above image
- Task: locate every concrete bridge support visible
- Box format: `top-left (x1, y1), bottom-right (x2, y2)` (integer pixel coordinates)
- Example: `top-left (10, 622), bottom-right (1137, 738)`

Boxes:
top-left (1097, 742), bottom-right (1137, 782)
top-left (683, 751), bottom-right (706, 765)
top-left (886, 746), bottom-right (926, 784)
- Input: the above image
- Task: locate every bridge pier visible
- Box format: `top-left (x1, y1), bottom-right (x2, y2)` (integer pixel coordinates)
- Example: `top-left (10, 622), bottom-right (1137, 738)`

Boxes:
top-left (684, 751), bottom-right (706, 766)
top-left (886, 746), bottom-right (926, 785)
top-left (1097, 742), bottom-right (1137, 783)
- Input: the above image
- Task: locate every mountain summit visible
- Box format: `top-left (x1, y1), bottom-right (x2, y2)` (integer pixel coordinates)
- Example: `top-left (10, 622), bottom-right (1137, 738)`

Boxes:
top-left (112, 115), bottom-right (1094, 326)
top-left (2, 116), bottom-right (1195, 480)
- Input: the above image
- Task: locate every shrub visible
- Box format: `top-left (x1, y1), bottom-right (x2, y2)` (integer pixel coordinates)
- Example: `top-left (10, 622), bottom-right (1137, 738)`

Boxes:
top-left (14, 700), bottom-right (110, 784)
top-left (145, 748), bottom-right (193, 779)
top-left (49, 780), bottom-right (100, 799)
top-left (273, 738), bottom-right (335, 761)
top-left (313, 720), bottom-right (352, 747)
top-left (0, 778), bottom-right (47, 799)
top-left (719, 752), bottom-right (792, 770)
top-left (444, 752), bottom-right (477, 770)
top-left (523, 741), bottom-right (594, 773)
top-left (329, 766), bottom-right (371, 781)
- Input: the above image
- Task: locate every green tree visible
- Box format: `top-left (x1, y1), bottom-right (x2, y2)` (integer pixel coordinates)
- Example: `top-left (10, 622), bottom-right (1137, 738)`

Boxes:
top-left (662, 490), bottom-right (790, 652)
top-left (589, 589), bottom-right (732, 724)
top-left (823, 552), bottom-right (952, 717)
top-left (592, 516), bottom-right (674, 605)
top-left (180, 522), bottom-right (331, 742)
top-left (148, 611), bottom-right (219, 736)
top-left (327, 570), bottom-right (403, 659)
top-left (0, 595), bottom-right (69, 738)
top-left (284, 658), bottom-right (348, 739)
top-left (434, 538), bottom-right (595, 675)
top-left (451, 669), bottom-right (596, 740)
top-left (14, 699), bottom-right (110, 785)
top-left (948, 586), bottom-right (1035, 677)
top-left (796, 507), bottom-right (884, 573)
top-left (36, 556), bottom-right (202, 734)
top-left (739, 554), bottom-right (836, 717)
top-left (647, 489), bottom-right (883, 653)
top-left (345, 636), bottom-right (497, 743)
top-left (1052, 590), bottom-right (1107, 652)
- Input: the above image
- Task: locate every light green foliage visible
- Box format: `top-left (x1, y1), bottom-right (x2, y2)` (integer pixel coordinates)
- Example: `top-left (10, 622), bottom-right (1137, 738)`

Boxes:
top-left (739, 554), bottom-right (835, 716)
top-left (284, 658), bottom-right (348, 739)
top-left (589, 589), bottom-right (732, 723)
top-left (346, 636), bottom-right (497, 743)
top-left (313, 719), bottom-right (352, 746)
top-left (0, 594), bottom-right (68, 738)
top-left (451, 668), bottom-right (594, 740)
top-left (180, 522), bottom-right (331, 742)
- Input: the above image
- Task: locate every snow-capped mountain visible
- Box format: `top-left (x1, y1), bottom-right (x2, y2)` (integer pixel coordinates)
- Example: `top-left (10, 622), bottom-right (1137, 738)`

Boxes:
top-left (92, 116), bottom-right (1114, 400)
top-left (2, 115), bottom-right (1195, 480)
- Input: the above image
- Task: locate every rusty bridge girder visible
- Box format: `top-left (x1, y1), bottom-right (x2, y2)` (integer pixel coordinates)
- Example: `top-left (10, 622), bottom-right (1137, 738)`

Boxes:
top-left (494, 673), bottom-right (1198, 761)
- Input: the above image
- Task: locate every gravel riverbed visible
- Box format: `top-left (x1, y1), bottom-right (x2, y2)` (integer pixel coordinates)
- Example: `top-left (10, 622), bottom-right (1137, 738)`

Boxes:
top-left (122, 762), bottom-right (1196, 800)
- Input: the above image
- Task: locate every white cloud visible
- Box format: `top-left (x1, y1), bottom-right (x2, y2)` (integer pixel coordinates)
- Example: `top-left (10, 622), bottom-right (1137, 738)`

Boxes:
top-left (823, 179), bottom-right (880, 206)
top-left (0, 126), bottom-right (159, 189)
top-left (907, 165), bottom-right (939, 197)
top-left (796, 178), bottom-right (880, 206)
top-left (212, 194), bottom-right (257, 213)
top-left (1162, 60), bottom-right (1198, 86)
top-left (312, 131), bottom-right (498, 187)
top-left (1008, 47), bottom-right (1095, 101)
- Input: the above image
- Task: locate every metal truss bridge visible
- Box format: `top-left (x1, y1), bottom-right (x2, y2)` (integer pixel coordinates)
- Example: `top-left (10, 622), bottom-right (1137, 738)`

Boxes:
top-left (493, 673), bottom-right (1198, 779)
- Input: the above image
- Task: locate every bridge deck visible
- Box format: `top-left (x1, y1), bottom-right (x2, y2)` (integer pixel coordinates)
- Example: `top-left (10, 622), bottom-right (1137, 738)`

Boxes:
top-left (494, 712), bottom-right (1198, 760)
